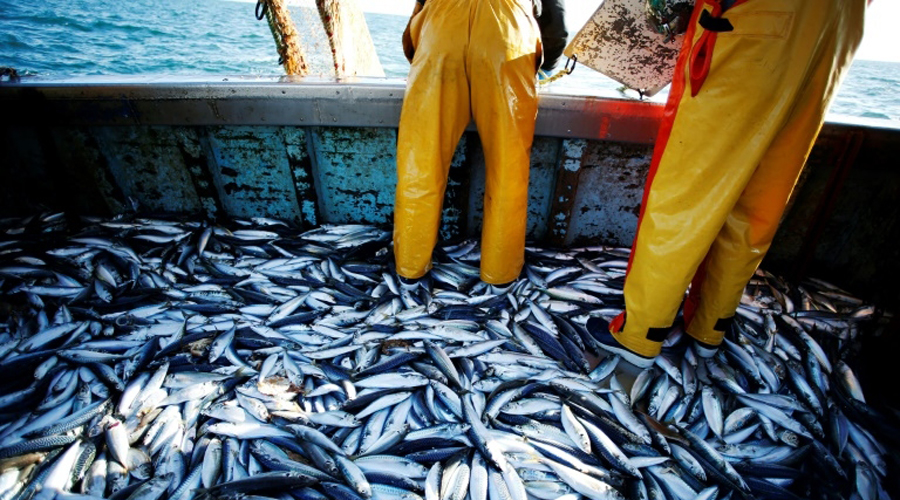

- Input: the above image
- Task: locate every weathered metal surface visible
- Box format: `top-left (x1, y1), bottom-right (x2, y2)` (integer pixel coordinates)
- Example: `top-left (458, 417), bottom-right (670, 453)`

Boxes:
top-left (546, 139), bottom-right (588, 247)
top-left (569, 98), bottom-right (663, 144)
top-left (0, 127), bottom-right (52, 215)
top-left (441, 134), bottom-right (471, 242)
top-left (794, 131), bottom-right (865, 279)
top-left (205, 126), bottom-right (304, 222)
top-left (285, 127), bottom-right (320, 228)
top-left (525, 138), bottom-right (562, 240)
top-left (0, 77), bottom-right (660, 142)
top-left (51, 127), bottom-right (126, 215)
top-left (564, 0), bottom-right (683, 96)
top-left (177, 128), bottom-right (223, 218)
top-left (1, 79), bottom-right (899, 308)
top-left (309, 127), bottom-right (397, 225)
top-left (566, 142), bottom-right (653, 248)
top-left (91, 126), bottom-right (203, 214)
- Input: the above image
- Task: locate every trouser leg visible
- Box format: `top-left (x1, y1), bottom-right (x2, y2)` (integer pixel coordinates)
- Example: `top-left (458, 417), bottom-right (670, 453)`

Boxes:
top-left (469, 0), bottom-right (541, 284)
top-left (684, 0), bottom-right (865, 345)
top-left (394, 0), bottom-right (474, 279)
top-left (610, 0), bottom-right (864, 357)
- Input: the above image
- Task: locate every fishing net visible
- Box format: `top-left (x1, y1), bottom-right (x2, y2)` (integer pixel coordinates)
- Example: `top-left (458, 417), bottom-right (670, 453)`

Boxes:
top-left (290, 2), bottom-right (337, 76)
top-left (259, 0), bottom-right (384, 77)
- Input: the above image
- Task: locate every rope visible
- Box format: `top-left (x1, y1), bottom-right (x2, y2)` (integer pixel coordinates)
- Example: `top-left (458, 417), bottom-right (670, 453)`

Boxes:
top-left (315, 0), bottom-right (341, 76)
top-left (254, 0), bottom-right (309, 76)
top-left (538, 55), bottom-right (577, 86)
top-left (538, 69), bottom-right (569, 85)
top-left (313, 0), bottom-right (385, 77)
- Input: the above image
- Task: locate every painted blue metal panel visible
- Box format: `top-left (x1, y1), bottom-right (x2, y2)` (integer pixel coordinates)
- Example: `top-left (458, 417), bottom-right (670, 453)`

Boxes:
top-left (2, 79), bottom-right (899, 307)
top-left (92, 126), bottom-right (202, 214)
top-left (204, 126), bottom-right (303, 222)
top-left (440, 135), bottom-right (470, 241)
top-left (566, 142), bottom-right (653, 247)
top-left (51, 127), bottom-right (125, 214)
top-left (546, 139), bottom-right (587, 245)
top-left (310, 127), bottom-right (398, 225)
top-left (176, 128), bottom-right (221, 217)
top-left (528, 138), bottom-right (562, 240)
top-left (283, 127), bottom-right (319, 228)
top-left (466, 138), bottom-right (488, 239)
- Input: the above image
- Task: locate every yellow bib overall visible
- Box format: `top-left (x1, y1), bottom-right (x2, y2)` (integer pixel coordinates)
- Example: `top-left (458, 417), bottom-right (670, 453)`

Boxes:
top-left (610, 0), bottom-right (866, 356)
top-left (393, 0), bottom-right (542, 284)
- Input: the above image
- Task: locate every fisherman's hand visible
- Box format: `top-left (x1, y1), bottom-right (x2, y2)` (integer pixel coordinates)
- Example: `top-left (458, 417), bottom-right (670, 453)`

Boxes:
top-left (646, 0), bottom-right (693, 39)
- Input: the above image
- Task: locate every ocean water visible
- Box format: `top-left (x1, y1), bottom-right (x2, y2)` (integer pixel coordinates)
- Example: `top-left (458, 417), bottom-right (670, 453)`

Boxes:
top-left (1, 0), bottom-right (898, 122)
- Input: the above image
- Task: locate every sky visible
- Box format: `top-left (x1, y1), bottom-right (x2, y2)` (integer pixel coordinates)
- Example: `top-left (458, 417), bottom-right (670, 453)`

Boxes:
top-left (361, 0), bottom-right (900, 63)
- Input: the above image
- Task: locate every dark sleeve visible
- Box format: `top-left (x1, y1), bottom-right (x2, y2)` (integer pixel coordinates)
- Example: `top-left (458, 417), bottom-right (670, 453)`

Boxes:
top-left (536, 0), bottom-right (568, 71)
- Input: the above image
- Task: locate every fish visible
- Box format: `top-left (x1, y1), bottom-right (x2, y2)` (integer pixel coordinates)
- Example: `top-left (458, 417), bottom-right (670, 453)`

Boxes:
top-left (0, 214), bottom-right (890, 500)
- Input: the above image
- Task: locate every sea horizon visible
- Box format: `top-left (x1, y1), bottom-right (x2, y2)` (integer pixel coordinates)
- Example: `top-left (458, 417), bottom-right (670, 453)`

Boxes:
top-left (2, 0), bottom-right (898, 122)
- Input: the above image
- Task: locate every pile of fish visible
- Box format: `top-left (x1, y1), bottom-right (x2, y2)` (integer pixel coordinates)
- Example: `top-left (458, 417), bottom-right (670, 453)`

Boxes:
top-left (0, 212), bottom-right (896, 500)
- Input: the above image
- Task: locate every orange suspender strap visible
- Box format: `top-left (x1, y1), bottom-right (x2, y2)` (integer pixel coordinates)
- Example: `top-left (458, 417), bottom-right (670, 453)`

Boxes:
top-left (625, 0), bottom-right (736, 276)
top-left (689, 0), bottom-right (733, 96)
top-left (624, 0), bottom-right (706, 276)
top-left (681, 0), bottom-right (735, 326)
top-left (611, 0), bottom-right (708, 336)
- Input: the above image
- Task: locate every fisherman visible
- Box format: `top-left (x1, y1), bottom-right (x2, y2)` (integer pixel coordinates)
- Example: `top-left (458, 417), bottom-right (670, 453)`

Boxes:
top-left (589, 0), bottom-right (867, 368)
top-left (392, 0), bottom-right (567, 292)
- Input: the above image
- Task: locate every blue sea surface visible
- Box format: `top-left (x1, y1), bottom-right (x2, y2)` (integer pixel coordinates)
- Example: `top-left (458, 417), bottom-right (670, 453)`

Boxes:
top-left (1, 0), bottom-right (898, 122)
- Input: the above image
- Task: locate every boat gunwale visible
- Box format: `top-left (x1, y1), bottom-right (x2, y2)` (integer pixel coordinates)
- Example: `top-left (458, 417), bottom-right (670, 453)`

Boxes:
top-left (3, 76), bottom-right (896, 142)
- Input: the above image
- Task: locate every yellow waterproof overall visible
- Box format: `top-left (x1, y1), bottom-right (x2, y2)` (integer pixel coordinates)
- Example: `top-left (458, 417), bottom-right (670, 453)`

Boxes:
top-left (393, 0), bottom-right (541, 284)
top-left (609, 0), bottom-right (866, 357)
